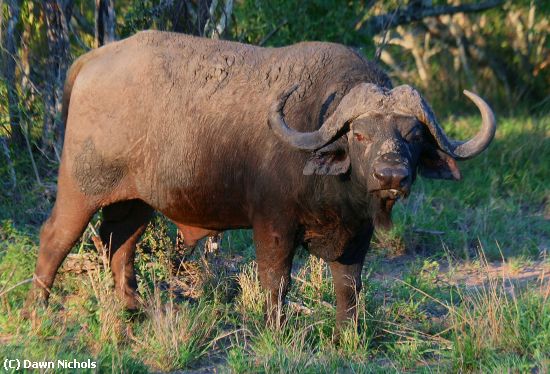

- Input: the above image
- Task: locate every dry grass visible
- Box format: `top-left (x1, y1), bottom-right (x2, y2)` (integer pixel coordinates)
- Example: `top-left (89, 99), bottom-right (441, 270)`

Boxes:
top-left (86, 245), bottom-right (125, 347)
top-left (236, 261), bottom-right (265, 319)
top-left (131, 285), bottom-right (219, 371)
top-left (447, 251), bottom-right (549, 370)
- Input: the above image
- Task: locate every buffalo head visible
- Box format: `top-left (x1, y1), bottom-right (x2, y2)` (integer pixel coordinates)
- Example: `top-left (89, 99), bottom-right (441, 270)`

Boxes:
top-left (268, 83), bottom-right (496, 226)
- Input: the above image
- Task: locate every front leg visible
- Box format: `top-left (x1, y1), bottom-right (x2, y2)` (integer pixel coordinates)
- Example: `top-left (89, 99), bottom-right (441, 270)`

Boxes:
top-left (328, 226), bottom-right (373, 329)
top-left (253, 218), bottom-right (297, 328)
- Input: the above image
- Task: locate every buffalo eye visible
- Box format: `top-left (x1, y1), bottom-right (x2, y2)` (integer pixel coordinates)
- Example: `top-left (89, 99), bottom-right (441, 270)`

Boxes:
top-left (404, 126), bottom-right (424, 144)
top-left (353, 132), bottom-right (371, 142)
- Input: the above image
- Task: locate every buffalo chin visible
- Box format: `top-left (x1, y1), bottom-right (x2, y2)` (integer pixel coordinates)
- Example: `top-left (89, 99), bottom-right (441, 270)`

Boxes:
top-left (373, 197), bottom-right (397, 230)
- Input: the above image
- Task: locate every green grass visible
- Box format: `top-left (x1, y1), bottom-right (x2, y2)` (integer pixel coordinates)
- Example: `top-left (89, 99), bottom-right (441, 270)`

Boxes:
top-left (0, 116), bottom-right (548, 372)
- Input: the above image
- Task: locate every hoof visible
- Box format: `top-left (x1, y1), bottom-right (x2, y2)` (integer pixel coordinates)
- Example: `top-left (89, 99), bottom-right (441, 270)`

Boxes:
top-left (121, 294), bottom-right (144, 321)
top-left (123, 307), bottom-right (145, 322)
top-left (20, 307), bottom-right (33, 320)
top-left (264, 308), bottom-right (287, 330)
top-left (21, 289), bottom-right (49, 320)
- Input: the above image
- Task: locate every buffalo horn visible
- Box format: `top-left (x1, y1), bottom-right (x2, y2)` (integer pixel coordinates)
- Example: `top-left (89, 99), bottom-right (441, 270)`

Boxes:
top-left (269, 84), bottom-right (496, 159)
top-left (451, 90), bottom-right (497, 159)
top-left (391, 86), bottom-right (496, 160)
top-left (268, 84), bottom-right (370, 151)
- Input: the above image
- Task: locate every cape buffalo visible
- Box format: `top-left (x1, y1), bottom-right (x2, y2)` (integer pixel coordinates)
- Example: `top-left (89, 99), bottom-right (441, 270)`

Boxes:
top-left (25, 30), bottom-right (496, 327)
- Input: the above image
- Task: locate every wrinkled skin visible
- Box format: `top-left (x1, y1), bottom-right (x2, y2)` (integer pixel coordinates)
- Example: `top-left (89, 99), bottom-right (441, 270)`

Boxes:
top-left (25, 31), bottom-right (495, 330)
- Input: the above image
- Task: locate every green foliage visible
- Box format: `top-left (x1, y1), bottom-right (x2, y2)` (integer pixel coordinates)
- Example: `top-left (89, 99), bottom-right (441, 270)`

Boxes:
top-left (0, 79), bottom-right (8, 134)
top-left (0, 220), bottom-right (36, 302)
top-left (118, 0), bottom-right (163, 38)
top-left (135, 215), bottom-right (175, 288)
top-left (233, 0), bottom-right (375, 54)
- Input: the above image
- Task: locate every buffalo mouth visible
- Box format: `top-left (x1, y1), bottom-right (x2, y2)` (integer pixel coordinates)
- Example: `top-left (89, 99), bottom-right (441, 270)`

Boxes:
top-left (374, 188), bottom-right (410, 201)
top-left (372, 188), bottom-right (409, 230)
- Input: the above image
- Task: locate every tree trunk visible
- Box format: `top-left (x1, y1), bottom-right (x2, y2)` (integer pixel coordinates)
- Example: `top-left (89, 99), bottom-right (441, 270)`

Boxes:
top-left (196, 0), bottom-right (214, 36)
top-left (152, 1), bottom-right (234, 37)
top-left (20, 6), bottom-right (36, 141)
top-left (166, 0), bottom-right (211, 35)
top-left (203, 0), bottom-right (233, 38)
top-left (0, 136), bottom-right (17, 191)
top-left (0, 0), bottom-right (3, 40)
top-left (95, 0), bottom-right (115, 47)
top-left (41, 0), bottom-right (73, 156)
top-left (169, 0), bottom-right (192, 33)
top-left (361, 0), bottom-right (504, 36)
top-left (2, 0), bottom-right (25, 148)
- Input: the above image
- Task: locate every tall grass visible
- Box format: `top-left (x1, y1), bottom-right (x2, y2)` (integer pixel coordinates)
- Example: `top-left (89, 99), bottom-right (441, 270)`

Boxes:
top-left (133, 286), bottom-right (221, 371)
top-left (448, 252), bottom-right (549, 371)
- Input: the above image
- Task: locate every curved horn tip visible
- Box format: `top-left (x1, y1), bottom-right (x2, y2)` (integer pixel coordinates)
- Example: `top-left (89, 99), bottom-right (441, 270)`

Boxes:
top-left (462, 89), bottom-right (477, 100)
top-left (462, 89), bottom-right (496, 123)
top-left (453, 88), bottom-right (497, 160)
top-left (462, 90), bottom-right (495, 114)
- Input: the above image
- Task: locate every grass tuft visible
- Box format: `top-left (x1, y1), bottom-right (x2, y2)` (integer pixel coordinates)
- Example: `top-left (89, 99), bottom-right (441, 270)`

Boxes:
top-left (133, 285), bottom-right (220, 371)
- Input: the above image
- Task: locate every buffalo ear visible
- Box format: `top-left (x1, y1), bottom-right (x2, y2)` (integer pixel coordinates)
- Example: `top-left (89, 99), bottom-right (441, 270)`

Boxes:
top-left (303, 139), bottom-right (350, 176)
top-left (419, 148), bottom-right (461, 180)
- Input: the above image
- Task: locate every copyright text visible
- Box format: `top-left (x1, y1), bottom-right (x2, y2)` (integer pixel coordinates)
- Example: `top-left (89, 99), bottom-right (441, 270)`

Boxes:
top-left (3, 359), bottom-right (97, 370)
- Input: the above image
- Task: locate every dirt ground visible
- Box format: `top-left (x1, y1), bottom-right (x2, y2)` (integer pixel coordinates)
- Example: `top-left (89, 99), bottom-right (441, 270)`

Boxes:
top-left (371, 254), bottom-right (549, 295)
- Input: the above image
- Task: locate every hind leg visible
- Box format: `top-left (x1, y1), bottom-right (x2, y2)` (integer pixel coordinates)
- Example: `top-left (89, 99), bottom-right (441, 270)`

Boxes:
top-left (99, 200), bottom-right (153, 310)
top-left (25, 187), bottom-right (98, 311)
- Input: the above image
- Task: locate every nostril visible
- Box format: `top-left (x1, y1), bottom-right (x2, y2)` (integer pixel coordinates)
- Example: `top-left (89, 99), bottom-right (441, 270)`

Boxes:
top-left (399, 176), bottom-right (411, 193)
top-left (394, 169), bottom-right (410, 186)
top-left (374, 166), bottom-right (410, 189)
